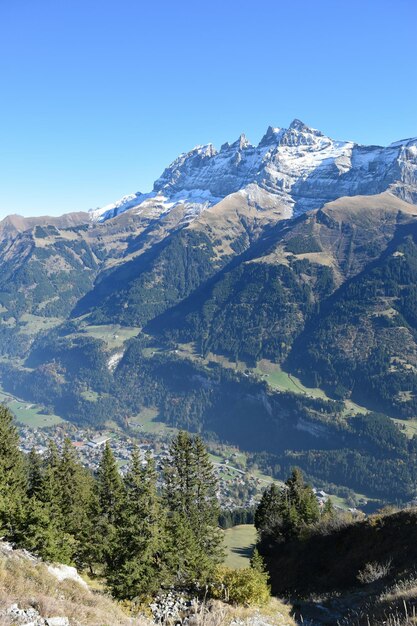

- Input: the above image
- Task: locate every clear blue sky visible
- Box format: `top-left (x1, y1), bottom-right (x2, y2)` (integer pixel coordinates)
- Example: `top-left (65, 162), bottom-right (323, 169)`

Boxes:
top-left (0, 0), bottom-right (416, 218)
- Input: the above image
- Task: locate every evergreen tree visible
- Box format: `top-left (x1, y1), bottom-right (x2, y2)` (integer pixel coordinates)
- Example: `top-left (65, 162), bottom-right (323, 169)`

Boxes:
top-left (38, 441), bottom-right (63, 523)
top-left (192, 436), bottom-right (223, 564)
top-left (46, 440), bottom-right (60, 467)
top-left (108, 450), bottom-right (163, 599)
top-left (250, 547), bottom-right (265, 573)
top-left (76, 490), bottom-right (107, 574)
top-left (97, 441), bottom-right (124, 524)
top-left (57, 438), bottom-right (95, 565)
top-left (322, 497), bottom-right (336, 520)
top-left (0, 405), bottom-right (26, 539)
top-left (255, 469), bottom-right (320, 542)
top-left (285, 468), bottom-right (320, 530)
top-left (93, 441), bottom-right (124, 567)
top-left (164, 511), bottom-right (201, 586)
top-left (58, 438), bottom-right (82, 530)
top-left (278, 469), bottom-right (320, 540)
top-left (164, 430), bottom-right (196, 515)
top-left (18, 439), bottom-right (87, 564)
top-left (254, 483), bottom-right (282, 537)
top-left (21, 496), bottom-right (74, 564)
top-left (163, 432), bottom-right (223, 585)
top-left (27, 447), bottom-right (44, 499)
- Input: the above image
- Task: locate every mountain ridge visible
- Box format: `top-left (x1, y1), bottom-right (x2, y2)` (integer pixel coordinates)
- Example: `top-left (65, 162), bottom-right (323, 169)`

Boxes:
top-left (89, 120), bottom-right (417, 226)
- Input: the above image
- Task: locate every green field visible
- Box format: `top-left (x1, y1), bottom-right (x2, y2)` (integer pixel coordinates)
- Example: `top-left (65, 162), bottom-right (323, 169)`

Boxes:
top-left (80, 390), bottom-right (100, 402)
top-left (256, 360), bottom-right (368, 415)
top-left (128, 407), bottom-right (178, 436)
top-left (342, 399), bottom-right (368, 416)
top-left (223, 524), bottom-right (257, 569)
top-left (79, 324), bottom-right (140, 350)
top-left (256, 360), bottom-right (330, 399)
top-left (392, 418), bottom-right (417, 438)
top-left (18, 313), bottom-right (64, 335)
top-left (0, 385), bottom-right (64, 428)
top-left (209, 452), bottom-right (224, 464)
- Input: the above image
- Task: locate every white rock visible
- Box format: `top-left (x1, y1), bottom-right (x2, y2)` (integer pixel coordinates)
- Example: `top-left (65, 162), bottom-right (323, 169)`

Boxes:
top-left (45, 618), bottom-right (69, 626)
top-left (47, 564), bottom-right (88, 589)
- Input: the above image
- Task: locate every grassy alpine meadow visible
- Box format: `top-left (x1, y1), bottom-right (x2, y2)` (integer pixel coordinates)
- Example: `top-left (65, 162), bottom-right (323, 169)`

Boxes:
top-left (223, 524), bottom-right (257, 569)
top-left (78, 323), bottom-right (141, 350)
top-left (0, 385), bottom-right (64, 428)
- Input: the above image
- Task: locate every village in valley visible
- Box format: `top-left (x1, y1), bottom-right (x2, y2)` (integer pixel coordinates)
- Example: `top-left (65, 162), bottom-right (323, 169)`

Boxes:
top-left (17, 421), bottom-right (263, 510)
top-left (17, 419), bottom-right (363, 514)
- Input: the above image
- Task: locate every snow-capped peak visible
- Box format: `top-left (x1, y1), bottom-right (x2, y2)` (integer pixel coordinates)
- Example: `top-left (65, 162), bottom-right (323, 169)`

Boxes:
top-left (258, 126), bottom-right (284, 146)
top-left (288, 118), bottom-right (321, 134)
top-left (221, 133), bottom-right (251, 152)
top-left (90, 121), bottom-right (417, 223)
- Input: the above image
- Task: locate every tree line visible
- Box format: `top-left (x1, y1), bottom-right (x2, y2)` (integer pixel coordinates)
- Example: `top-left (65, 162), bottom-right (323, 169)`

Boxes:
top-left (0, 405), bottom-right (223, 600)
top-left (254, 468), bottom-right (332, 542)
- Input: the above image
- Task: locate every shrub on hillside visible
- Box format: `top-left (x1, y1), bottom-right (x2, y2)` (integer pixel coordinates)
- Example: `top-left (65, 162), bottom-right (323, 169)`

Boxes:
top-left (211, 565), bottom-right (270, 607)
top-left (311, 510), bottom-right (360, 536)
top-left (357, 560), bottom-right (392, 584)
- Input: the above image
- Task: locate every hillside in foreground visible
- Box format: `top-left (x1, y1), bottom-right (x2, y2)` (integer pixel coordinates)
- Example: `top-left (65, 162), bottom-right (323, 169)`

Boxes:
top-left (260, 507), bottom-right (417, 625)
top-left (0, 541), bottom-right (296, 626)
top-left (0, 542), bottom-right (149, 626)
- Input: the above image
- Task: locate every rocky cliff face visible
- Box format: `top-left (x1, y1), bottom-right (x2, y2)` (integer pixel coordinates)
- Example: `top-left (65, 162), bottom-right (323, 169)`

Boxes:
top-left (90, 119), bottom-right (417, 223)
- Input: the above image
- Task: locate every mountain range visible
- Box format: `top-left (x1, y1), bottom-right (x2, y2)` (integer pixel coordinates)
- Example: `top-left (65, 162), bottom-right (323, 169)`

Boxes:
top-left (89, 118), bottom-right (417, 223)
top-left (2, 119), bottom-right (417, 505)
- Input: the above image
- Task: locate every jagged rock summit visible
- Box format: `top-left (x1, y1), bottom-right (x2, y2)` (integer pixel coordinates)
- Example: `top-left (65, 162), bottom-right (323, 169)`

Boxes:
top-left (90, 119), bottom-right (417, 222)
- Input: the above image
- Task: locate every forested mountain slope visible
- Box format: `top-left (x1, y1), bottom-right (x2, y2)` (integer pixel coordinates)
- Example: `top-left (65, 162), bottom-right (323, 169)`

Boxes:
top-left (2, 123), bottom-right (417, 504)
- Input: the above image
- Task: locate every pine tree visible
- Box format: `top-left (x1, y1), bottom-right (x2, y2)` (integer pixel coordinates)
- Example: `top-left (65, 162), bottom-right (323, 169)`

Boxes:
top-left (322, 497), bottom-right (335, 520)
top-left (163, 432), bottom-right (224, 585)
top-left (285, 468), bottom-right (320, 528)
top-left (0, 405), bottom-right (26, 539)
top-left (27, 447), bottom-right (44, 499)
top-left (93, 441), bottom-right (124, 567)
top-left (21, 496), bottom-right (74, 564)
top-left (39, 441), bottom-right (63, 523)
top-left (108, 450), bottom-right (163, 599)
top-left (76, 490), bottom-right (107, 574)
top-left (46, 440), bottom-right (60, 467)
top-left (58, 439), bottom-right (93, 527)
top-left (19, 446), bottom-right (73, 561)
top-left (164, 430), bottom-right (196, 515)
top-left (18, 439), bottom-right (83, 564)
top-left (250, 547), bottom-right (265, 572)
top-left (58, 438), bottom-right (82, 531)
top-left (56, 438), bottom-right (95, 565)
top-left (192, 436), bottom-right (223, 564)
top-left (97, 441), bottom-right (123, 525)
top-left (255, 469), bottom-right (320, 542)
top-left (164, 511), bottom-right (201, 586)
top-left (254, 483), bottom-right (282, 537)
top-left (278, 469), bottom-right (320, 539)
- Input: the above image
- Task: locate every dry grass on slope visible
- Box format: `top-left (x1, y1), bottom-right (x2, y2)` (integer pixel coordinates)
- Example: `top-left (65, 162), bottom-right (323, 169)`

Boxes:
top-left (0, 552), bottom-right (149, 626)
top-left (184, 599), bottom-right (296, 626)
top-left (0, 543), bottom-right (296, 626)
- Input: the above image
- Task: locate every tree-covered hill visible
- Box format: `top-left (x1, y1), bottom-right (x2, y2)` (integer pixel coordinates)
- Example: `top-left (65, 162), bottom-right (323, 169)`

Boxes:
top-left (3, 192), bottom-right (417, 502)
top-left (289, 223), bottom-right (417, 417)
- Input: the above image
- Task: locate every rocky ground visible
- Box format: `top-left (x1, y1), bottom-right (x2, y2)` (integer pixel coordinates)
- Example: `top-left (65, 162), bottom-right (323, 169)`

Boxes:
top-left (0, 543), bottom-right (294, 626)
top-left (2, 604), bottom-right (70, 626)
